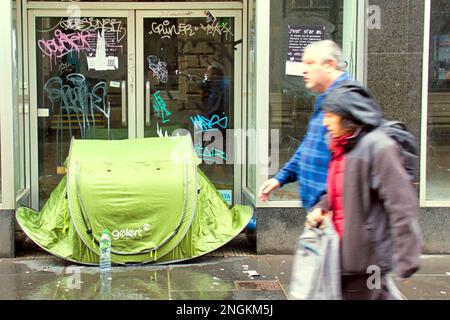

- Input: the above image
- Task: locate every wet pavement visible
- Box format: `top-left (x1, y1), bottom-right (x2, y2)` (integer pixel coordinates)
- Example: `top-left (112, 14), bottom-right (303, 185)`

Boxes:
top-left (0, 254), bottom-right (449, 300)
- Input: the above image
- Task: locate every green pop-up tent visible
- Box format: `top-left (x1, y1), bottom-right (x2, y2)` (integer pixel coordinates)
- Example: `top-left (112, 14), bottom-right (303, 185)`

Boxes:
top-left (16, 136), bottom-right (253, 265)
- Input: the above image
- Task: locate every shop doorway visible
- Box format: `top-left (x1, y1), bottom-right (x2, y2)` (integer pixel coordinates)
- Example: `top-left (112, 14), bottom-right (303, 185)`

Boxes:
top-left (28, 8), bottom-right (242, 210)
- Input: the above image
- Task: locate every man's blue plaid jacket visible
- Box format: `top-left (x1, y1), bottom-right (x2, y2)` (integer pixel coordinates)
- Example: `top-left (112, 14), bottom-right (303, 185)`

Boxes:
top-left (274, 73), bottom-right (352, 211)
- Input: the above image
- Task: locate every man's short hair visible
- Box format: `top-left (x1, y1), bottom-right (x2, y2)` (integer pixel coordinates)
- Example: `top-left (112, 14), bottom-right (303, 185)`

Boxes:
top-left (306, 40), bottom-right (346, 71)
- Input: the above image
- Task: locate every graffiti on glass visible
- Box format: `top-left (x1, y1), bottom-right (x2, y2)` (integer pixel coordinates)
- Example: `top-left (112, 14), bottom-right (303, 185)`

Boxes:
top-left (149, 20), bottom-right (233, 40)
top-left (190, 114), bottom-right (228, 134)
top-left (37, 29), bottom-right (93, 62)
top-left (147, 55), bottom-right (169, 83)
top-left (194, 143), bottom-right (227, 162)
top-left (152, 90), bottom-right (171, 124)
top-left (38, 17), bottom-right (127, 43)
top-left (43, 73), bottom-right (110, 166)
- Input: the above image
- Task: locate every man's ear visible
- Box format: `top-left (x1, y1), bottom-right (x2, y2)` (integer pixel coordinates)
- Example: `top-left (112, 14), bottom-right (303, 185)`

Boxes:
top-left (325, 59), bottom-right (338, 72)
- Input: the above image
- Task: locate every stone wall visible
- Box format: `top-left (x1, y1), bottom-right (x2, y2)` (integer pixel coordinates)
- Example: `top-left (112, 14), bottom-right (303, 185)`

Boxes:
top-left (367, 0), bottom-right (424, 142)
top-left (0, 210), bottom-right (15, 258)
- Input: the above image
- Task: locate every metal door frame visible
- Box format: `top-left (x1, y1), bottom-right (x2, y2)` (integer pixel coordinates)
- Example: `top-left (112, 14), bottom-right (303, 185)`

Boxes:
top-left (136, 9), bottom-right (243, 205)
top-left (28, 9), bottom-right (136, 209)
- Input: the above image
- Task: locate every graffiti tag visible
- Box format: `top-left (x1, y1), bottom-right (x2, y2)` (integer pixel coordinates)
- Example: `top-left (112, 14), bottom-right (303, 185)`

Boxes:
top-left (190, 114), bottom-right (228, 133)
top-left (147, 55), bottom-right (168, 83)
top-left (152, 90), bottom-right (171, 124)
top-left (44, 73), bottom-right (110, 166)
top-left (37, 29), bottom-right (93, 61)
top-left (43, 73), bottom-right (110, 138)
top-left (39, 17), bottom-right (127, 43)
top-left (194, 143), bottom-right (227, 161)
top-left (149, 20), bottom-right (234, 40)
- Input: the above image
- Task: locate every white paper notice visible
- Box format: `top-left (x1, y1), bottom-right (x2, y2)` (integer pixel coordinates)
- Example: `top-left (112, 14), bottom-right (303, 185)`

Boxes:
top-left (286, 25), bottom-right (325, 77)
top-left (285, 60), bottom-right (305, 77)
top-left (110, 81), bottom-right (121, 88)
top-left (37, 108), bottom-right (49, 117)
top-left (87, 56), bottom-right (118, 71)
top-left (86, 31), bottom-right (119, 71)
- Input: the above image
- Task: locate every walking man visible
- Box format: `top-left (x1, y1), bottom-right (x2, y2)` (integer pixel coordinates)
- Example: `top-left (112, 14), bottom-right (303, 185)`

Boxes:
top-left (258, 40), bottom-right (350, 210)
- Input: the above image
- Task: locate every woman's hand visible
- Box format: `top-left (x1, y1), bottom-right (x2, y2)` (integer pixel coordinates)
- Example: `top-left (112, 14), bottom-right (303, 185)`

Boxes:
top-left (305, 208), bottom-right (325, 228)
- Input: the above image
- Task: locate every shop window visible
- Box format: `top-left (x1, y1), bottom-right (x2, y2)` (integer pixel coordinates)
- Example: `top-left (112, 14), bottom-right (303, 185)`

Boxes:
top-left (268, 0), bottom-right (345, 201)
top-left (425, 0), bottom-right (450, 202)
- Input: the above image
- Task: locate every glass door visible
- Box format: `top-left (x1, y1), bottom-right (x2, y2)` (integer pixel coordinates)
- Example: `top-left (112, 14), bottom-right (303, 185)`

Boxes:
top-left (29, 8), bottom-right (242, 210)
top-left (136, 10), bottom-right (242, 205)
top-left (29, 10), bottom-right (135, 209)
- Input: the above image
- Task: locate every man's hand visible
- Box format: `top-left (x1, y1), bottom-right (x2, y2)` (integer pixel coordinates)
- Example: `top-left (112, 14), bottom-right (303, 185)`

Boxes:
top-left (258, 179), bottom-right (281, 202)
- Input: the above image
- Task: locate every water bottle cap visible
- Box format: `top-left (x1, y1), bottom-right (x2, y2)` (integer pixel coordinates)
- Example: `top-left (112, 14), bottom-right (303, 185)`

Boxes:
top-left (103, 229), bottom-right (109, 234)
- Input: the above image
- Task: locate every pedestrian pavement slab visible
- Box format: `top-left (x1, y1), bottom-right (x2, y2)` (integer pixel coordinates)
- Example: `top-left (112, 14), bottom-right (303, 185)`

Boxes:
top-left (413, 255), bottom-right (450, 275)
top-left (393, 276), bottom-right (450, 300)
top-left (168, 256), bottom-right (278, 292)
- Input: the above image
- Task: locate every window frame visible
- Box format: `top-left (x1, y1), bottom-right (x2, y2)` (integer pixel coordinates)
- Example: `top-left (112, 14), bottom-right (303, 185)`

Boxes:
top-left (420, 0), bottom-right (450, 207)
top-left (0, 0), bottom-right (18, 210)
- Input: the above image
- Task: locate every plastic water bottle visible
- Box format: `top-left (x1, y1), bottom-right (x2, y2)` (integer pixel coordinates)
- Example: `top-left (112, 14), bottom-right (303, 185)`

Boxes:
top-left (99, 229), bottom-right (111, 272)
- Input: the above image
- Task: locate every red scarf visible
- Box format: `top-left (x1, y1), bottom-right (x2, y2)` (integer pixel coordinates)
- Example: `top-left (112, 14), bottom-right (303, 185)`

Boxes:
top-left (327, 133), bottom-right (353, 238)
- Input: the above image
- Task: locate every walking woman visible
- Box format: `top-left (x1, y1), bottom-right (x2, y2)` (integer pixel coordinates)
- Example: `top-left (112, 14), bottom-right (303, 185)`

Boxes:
top-left (308, 81), bottom-right (422, 300)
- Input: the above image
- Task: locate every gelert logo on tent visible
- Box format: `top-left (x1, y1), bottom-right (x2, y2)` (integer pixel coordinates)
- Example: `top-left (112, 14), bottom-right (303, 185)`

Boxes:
top-left (112, 224), bottom-right (151, 240)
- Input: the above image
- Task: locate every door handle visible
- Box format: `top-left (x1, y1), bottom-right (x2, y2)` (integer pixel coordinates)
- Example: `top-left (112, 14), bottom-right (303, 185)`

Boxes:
top-left (121, 80), bottom-right (127, 126)
top-left (145, 81), bottom-right (151, 127)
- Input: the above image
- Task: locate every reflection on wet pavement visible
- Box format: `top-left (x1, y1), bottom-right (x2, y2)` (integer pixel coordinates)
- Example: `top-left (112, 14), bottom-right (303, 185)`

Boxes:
top-left (0, 256), bottom-right (288, 300)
